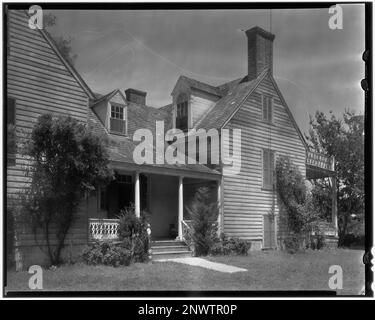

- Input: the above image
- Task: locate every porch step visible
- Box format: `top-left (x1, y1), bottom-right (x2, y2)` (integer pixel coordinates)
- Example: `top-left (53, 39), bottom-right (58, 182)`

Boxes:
top-left (151, 240), bottom-right (186, 247)
top-left (151, 240), bottom-right (192, 260)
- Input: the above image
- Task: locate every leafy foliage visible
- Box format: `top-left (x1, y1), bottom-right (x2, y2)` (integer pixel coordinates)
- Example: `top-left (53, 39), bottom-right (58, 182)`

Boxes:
top-left (209, 233), bottom-right (251, 256)
top-left (276, 156), bottom-right (316, 234)
top-left (23, 114), bottom-right (113, 265)
top-left (186, 187), bottom-right (218, 256)
top-left (81, 241), bottom-right (132, 267)
top-left (276, 156), bottom-right (324, 251)
top-left (117, 204), bottom-right (150, 263)
top-left (307, 110), bottom-right (364, 245)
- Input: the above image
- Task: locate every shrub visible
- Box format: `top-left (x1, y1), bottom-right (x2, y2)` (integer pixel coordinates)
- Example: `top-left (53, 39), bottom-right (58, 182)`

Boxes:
top-left (283, 234), bottom-right (301, 254)
top-left (209, 233), bottom-right (251, 256)
top-left (309, 233), bottom-right (325, 250)
top-left (186, 187), bottom-right (218, 256)
top-left (229, 237), bottom-right (252, 255)
top-left (117, 204), bottom-right (150, 262)
top-left (81, 241), bottom-right (131, 267)
top-left (341, 233), bottom-right (364, 248)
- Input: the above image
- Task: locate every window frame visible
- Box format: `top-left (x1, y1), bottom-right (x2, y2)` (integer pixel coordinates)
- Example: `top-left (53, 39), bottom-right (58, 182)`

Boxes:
top-left (109, 103), bottom-right (127, 135)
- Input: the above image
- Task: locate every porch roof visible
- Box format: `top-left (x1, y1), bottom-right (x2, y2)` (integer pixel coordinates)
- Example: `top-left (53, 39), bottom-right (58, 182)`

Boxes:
top-left (107, 148), bottom-right (222, 180)
top-left (306, 150), bottom-right (335, 179)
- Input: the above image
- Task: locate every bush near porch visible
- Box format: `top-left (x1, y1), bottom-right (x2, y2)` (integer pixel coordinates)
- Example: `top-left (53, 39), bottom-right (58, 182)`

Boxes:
top-left (81, 204), bottom-right (150, 267)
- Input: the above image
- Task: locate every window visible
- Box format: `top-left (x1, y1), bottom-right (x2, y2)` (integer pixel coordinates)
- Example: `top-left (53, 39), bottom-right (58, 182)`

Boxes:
top-left (263, 149), bottom-right (275, 189)
top-left (262, 95), bottom-right (273, 123)
top-left (7, 97), bottom-right (16, 166)
top-left (116, 174), bottom-right (133, 184)
top-left (110, 103), bottom-right (126, 134)
top-left (176, 93), bottom-right (188, 131)
top-left (111, 104), bottom-right (124, 120)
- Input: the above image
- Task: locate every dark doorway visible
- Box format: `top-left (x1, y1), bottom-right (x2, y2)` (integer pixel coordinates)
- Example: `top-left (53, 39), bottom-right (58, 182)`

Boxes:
top-left (103, 173), bottom-right (148, 218)
top-left (105, 174), bottom-right (134, 218)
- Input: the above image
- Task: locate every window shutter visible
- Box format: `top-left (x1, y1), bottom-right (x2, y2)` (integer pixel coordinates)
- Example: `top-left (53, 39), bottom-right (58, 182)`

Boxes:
top-left (270, 151), bottom-right (275, 186)
top-left (7, 98), bottom-right (15, 125)
top-left (263, 149), bottom-right (270, 187)
top-left (267, 98), bottom-right (273, 123)
top-left (263, 149), bottom-right (275, 188)
top-left (262, 95), bottom-right (267, 120)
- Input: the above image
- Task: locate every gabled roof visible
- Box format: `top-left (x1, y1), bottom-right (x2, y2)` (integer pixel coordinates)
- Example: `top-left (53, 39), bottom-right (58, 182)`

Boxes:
top-left (195, 69), bottom-right (268, 130)
top-left (172, 75), bottom-right (223, 97)
top-left (91, 89), bottom-right (127, 108)
top-left (191, 69), bottom-right (308, 150)
top-left (21, 10), bottom-right (96, 99)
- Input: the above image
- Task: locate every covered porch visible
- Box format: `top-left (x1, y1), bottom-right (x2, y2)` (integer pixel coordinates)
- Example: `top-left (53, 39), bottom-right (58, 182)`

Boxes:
top-left (88, 161), bottom-right (222, 242)
top-left (305, 150), bottom-right (338, 240)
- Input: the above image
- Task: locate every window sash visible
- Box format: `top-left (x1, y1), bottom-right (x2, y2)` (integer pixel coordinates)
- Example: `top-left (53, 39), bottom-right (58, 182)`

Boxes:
top-left (176, 101), bottom-right (188, 130)
top-left (111, 105), bottom-right (124, 120)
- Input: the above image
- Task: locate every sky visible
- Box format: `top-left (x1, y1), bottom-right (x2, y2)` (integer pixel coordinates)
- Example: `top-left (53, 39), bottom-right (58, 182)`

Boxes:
top-left (47, 5), bottom-right (365, 133)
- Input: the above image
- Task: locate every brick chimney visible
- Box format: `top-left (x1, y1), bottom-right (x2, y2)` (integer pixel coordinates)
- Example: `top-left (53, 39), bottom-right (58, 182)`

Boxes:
top-left (245, 26), bottom-right (275, 81)
top-left (125, 88), bottom-right (147, 105)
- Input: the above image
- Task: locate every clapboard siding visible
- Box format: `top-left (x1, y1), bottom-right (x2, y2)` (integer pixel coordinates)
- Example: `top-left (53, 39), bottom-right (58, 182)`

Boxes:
top-left (7, 10), bottom-right (90, 259)
top-left (222, 75), bottom-right (306, 242)
top-left (190, 91), bottom-right (218, 126)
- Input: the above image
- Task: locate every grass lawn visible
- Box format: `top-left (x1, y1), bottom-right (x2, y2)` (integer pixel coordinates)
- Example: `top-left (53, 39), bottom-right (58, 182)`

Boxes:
top-left (5, 249), bottom-right (364, 295)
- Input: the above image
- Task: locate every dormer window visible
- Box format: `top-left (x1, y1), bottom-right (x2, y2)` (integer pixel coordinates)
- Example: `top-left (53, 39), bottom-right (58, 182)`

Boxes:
top-left (110, 103), bottom-right (126, 134)
top-left (176, 93), bottom-right (188, 131)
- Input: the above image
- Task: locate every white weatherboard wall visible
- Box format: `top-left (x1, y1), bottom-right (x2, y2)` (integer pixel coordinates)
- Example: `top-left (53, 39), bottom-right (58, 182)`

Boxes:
top-left (190, 90), bottom-right (219, 127)
top-left (7, 10), bottom-right (91, 268)
top-left (222, 75), bottom-right (306, 247)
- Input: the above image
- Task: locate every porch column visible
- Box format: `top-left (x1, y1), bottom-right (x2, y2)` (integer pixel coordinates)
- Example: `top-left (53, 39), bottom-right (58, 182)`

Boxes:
top-left (178, 176), bottom-right (184, 239)
top-left (331, 175), bottom-right (338, 236)
top-left (217, 178), bottom-right (223, 234)
top-left (135, 172), bottom-right (140, 218)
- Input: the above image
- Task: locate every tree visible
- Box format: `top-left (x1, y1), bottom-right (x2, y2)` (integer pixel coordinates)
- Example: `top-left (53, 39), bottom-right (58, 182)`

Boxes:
top-left (23, 114), bottom-right (113, 265)
top-left (186, 186), bottom-right (218, 256)
top-left (307, 110), bottom-right (364, 245)
top-left (43, 12), bottom-right (77, 66)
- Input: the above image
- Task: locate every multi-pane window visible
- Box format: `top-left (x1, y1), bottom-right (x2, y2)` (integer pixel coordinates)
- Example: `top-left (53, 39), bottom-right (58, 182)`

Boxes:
top-left (111, 105), bottom-right (124, 120)
top-left (176, 93), bottom-right (188, 131)
top-left (263, 149), bottom-right (275, 189)
top-left (116, 174), bottom-right (133, 184)
top-left (262, 95), bottom-right (273, 123)
top-left (110, 104), bottom-right (126, 134)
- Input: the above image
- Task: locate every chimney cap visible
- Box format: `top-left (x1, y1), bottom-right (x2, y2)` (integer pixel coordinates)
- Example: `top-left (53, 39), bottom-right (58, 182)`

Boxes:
top-left (245, 26), bottom-right (275, 41)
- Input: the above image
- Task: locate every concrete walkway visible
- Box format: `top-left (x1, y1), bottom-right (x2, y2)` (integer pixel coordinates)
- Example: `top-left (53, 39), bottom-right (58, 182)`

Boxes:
top-left (157, 257), bottom-right (248, 273)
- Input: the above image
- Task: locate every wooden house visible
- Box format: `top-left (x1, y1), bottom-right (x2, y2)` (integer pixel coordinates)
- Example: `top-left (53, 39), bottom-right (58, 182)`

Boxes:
top-left (6, 11), bottom-right (337, 269)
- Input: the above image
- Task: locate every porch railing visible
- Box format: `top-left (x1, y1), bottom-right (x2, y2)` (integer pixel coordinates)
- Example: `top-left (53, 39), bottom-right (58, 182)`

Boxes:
top-left (89, 218), bottom-right (119, 240)
top-left (306, 150), bottom-right (334, 171)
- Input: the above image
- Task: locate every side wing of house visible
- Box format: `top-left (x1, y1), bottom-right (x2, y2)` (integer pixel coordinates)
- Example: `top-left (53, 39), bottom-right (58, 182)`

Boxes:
top-left (7, 10), bottom-right (92, 268)
top-left (222, 74), bottom-right (306, 249)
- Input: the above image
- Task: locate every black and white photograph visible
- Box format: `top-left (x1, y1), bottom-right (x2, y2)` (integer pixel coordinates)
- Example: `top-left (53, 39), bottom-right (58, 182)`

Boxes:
top-left (1, 1), bottom-right (371, 301)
